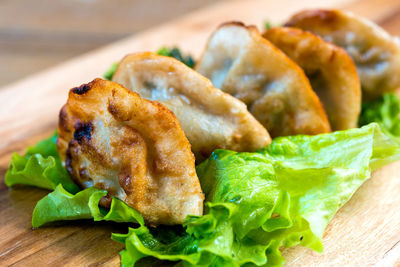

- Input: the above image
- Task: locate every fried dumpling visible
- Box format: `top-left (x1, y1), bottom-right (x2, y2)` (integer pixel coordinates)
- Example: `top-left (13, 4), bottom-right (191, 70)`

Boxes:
top-left (263, 27), bottom-right (361, 130)
top-left (195, 22), bottom-right (331, 137)
top-left (285, 9), bottom-right (400, 100)
top-left (57, 78), bottom-right (204, 226)
top-left (112, 52), bottom-right (271, 161)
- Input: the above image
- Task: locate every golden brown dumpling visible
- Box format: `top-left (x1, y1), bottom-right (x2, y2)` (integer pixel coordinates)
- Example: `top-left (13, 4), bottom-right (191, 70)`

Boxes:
top-left (112, 52), bottom-right (271, 161)
top-left (263, 27), bottom-right (361, 130)
top-left (57, 78), bottom-right (204, 226)
top-left (285, 9), bottom-right (400, 100)
top-left (195, 22), bottom-right (331, 137)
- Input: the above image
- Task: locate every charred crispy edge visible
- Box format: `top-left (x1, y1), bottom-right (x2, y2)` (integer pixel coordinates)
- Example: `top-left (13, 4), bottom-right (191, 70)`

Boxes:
top-left (58, 78), bottom-right (102, 188)
top-left (284, 9), bottom-right (340, 26)
top-left (73, 121), bottom-right (93, 144)
top-left (63, 120), bottom-right (93, 185)
top-left (70, 78), bottom-right (108, 96)
top-left (71, 83), bottom-right (92, 95)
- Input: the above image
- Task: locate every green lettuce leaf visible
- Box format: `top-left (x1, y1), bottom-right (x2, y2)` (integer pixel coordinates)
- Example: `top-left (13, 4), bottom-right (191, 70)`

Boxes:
top-left (359, 93), bottom-right (400, 142)
top-left (156, 47), bottom-right (195, 68)
top-left (32, 184), bottom-right (144, 228)
top-left (113, 123), bottom-right (400, 267)
top-left (5, 133), bottom-right (80, 193)
top-left (104, 62), bottom-right (119, 80)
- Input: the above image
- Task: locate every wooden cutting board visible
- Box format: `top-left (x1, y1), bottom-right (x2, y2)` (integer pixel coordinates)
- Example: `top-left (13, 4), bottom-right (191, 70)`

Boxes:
top-left (1, 0), bottom-right (400, 266)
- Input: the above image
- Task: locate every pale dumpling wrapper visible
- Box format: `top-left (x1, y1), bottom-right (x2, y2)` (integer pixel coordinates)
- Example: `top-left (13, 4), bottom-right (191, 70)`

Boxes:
top-left (57, 78), bottom-right (204, 226)
top-left (196, 22), bottom-right (331, 137)
top-left (112, 52), bottom-right (271, 161)
top-left (263, 27), bottom-right (361, 130)
top-left (285, 9), bottom-right (400, 100)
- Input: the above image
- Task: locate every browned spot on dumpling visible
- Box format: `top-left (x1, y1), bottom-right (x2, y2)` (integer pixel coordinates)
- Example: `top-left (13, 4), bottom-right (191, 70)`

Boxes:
top-left (57, 78), bottom-right (204, 226)
top-left (72, 83), bottom-right (92, 95)
top-left (73, 122), bottom-right (93, 144)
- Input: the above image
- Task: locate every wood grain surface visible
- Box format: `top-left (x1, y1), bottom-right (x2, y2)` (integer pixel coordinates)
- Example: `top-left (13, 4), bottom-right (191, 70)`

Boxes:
top-left (0, 0), bottom-right (222, 87)
top-left (1, 0), bottom-right (400, 266)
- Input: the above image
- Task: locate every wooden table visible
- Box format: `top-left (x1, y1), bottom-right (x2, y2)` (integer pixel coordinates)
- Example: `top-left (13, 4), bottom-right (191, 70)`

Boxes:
top-left (0, 0), bottom-right (399, 266)
top-left (0, 0), bottom-right (222, 87)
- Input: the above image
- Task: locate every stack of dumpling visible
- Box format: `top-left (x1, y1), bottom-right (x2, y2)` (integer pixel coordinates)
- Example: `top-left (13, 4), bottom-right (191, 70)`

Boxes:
top-left (57, 9), bottom-right (400, 226)
top-left (196, 10), bottom-right (400, 136)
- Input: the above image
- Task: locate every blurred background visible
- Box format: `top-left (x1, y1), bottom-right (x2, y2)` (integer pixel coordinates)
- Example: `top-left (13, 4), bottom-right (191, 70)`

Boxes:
top-left (2, 0), bottom-right (400, 88)
top-left (0, 0), bottom-right (224, 87)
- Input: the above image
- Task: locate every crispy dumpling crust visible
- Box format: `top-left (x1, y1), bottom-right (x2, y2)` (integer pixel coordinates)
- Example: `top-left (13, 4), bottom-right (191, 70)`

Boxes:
top-left (263, 27), bottom-right (361, 130)
top-left (285, 9), bottom-right (400, 100)
top-left (196, 22), bottom-right (331, 137)
top-left (112, 52), bottom-right (271, 161)
top-left (57, 78), bottom-right (204, 226)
